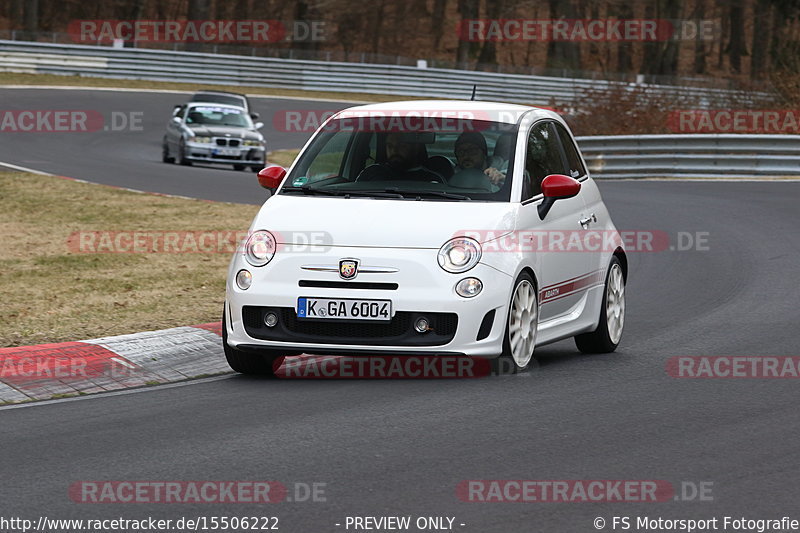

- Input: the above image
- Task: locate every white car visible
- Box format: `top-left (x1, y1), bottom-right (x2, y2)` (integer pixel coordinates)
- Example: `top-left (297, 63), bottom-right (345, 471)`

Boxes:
top-left (223, 100), bottom-right (626, 375)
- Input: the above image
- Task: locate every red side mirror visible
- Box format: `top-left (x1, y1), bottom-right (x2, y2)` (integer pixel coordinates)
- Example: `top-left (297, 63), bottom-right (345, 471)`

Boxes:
top-left (257, 166), bottom-right (287, 192)
top-left (541, 174), bottom-right (581, 199)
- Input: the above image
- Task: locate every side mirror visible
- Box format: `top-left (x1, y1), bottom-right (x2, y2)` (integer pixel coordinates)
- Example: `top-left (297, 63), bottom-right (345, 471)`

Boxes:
top-left (537, 174), bottom-right (581, 220)
top-left (171, 116), bottom-right (182, 124)
top-left (257, 165), bottom-right (287, 195)
top-left (254, 121), bottom-right (264, 130)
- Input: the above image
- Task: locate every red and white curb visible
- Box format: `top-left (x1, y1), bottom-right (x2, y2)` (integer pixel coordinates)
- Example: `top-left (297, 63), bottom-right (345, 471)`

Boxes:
top-left (0, 322), bottom-right (227, 403)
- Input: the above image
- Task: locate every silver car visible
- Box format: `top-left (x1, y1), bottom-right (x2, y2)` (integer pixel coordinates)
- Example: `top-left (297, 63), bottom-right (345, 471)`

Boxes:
top-left (162, 103), bottom-right (266, 172)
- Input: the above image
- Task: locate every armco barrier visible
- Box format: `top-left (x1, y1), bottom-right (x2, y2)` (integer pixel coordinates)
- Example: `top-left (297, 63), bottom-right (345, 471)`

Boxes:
top-left (576, 134), bottom-right (800, 179)
top-left (0, 40), bottom-right (776, 108)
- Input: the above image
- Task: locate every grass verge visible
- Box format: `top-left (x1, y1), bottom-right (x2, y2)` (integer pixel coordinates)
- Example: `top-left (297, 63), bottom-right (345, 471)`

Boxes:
top-left (267, 149), bottom-right (301, 168)
top-left (0, 171), bottom-right (259, 347)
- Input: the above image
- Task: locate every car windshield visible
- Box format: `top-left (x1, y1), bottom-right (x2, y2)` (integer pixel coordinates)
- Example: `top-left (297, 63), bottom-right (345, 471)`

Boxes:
top-left (185, 106), bottom-right (252, 128)
top-left (281, 117), bottom-right (517, 202)
top-left (191, 93), bottom-right (246, 109)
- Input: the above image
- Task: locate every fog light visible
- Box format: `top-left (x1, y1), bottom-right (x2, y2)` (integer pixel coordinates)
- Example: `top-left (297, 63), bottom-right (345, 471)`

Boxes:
top-left (456, 277), bottom-right (483, 298)
top-left (235, 269), bottom-right (252, 290)
top-left (264, 312), bottom-right (278, 327)
top-left (414, 317), bottom-right (430, 333)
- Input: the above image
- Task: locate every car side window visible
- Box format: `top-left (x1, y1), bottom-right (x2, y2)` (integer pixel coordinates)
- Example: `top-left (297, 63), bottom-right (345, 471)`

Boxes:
top-left (522, 121), bottom-right (566, 201)
top-left (554, 123), bottom-right (587, 179)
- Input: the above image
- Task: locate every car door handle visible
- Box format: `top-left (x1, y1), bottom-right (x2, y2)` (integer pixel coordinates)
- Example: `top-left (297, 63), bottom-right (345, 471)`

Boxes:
top-left (579, 214), bottom-right (597, 227)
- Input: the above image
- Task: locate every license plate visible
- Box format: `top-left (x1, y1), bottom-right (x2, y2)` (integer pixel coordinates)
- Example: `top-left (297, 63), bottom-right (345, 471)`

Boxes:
top-left (297, 297), bottom-right (392, 321)
top-left (213, 148), bottom-right (239, 156)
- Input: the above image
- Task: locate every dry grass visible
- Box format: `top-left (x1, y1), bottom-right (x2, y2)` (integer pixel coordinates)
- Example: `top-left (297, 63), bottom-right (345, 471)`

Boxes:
top-left (0, 171), bottom-right (259, 347)
top-left (267, 149), bottom-right (301, 168)
top-left (0, 71), bottom-right (414, 103)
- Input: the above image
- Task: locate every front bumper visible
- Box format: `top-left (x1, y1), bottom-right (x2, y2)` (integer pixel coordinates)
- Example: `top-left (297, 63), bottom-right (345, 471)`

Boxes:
top-left (185, 142), bottom-right (265, 166)
top-left (225, 245), bottom-right (514, 356)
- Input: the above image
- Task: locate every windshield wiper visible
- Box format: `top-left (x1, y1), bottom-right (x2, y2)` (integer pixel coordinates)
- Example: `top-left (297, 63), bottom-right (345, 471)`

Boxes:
top-left (281, 186), bottom-right (342, 196)
top-left (383, 188), bottom-right (471, 201)
top-left (280, 186), bottom-right (402, 199)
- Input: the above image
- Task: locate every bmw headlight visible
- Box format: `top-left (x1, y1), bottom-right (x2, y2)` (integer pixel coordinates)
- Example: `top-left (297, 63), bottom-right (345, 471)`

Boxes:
top-left (437, 237), bottom-right (481, 273)
top-left (193, 136), bottom-right (213, 144)
top-left (244, 230), bottom-right (276, 267)
top-left (243, 139), bottom-right (264, 147)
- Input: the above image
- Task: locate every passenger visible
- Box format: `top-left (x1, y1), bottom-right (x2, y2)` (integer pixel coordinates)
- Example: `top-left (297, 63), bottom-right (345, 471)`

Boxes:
top-left (453, 131), bottom-right (505, 187)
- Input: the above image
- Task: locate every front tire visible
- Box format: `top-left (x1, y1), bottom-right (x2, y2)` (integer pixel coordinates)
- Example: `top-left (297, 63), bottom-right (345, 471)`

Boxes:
top-left (162, 138), bottom-right (175, 163)
top-left (575, 257), bottom-right (625, 354)
top-left (493, 272), bottom-right (538, 374)
top-left (233, 164), bottom-right (246, 171)
top-left (178, 139), bottom-right (192, 166)
top-left (222, 307), bottom-right (284, 376)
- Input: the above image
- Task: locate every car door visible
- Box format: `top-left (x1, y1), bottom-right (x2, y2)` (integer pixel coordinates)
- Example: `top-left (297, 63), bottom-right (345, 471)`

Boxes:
top-left (516, 120), bottom-right (595, 322)
top-left (553, 122), bottom-right (607, 278)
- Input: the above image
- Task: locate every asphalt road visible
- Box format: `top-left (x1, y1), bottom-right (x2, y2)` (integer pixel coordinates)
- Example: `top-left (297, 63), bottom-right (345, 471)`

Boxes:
top-left (2, 88), bottom-right (800, 532)
top-left (0, 87), bottom-right (352, 203)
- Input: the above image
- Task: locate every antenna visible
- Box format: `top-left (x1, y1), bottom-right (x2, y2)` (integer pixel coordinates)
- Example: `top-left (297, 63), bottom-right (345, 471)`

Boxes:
top-left (470, 84), bottom-right (477, 101)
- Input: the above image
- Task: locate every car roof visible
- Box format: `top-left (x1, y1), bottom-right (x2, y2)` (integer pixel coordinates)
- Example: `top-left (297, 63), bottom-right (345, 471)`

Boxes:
top-left (192, 90), bottom-right (247, 98)
top-left (333, 100), bottom-right (560, 125)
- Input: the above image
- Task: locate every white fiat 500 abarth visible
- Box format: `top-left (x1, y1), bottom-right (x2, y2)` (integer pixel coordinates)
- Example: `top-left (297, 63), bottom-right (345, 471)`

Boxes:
top-left (224, 100), bottom-right (626, 375)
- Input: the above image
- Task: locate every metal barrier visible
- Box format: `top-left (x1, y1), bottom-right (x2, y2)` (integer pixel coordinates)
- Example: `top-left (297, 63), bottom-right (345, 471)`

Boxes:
top-left (0, 40), bottom-right (776, 108)
top-left (576, 134), bottom-right (800, 179)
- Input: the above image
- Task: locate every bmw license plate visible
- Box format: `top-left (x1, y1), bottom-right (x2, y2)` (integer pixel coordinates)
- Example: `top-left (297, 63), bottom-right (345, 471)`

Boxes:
top-left (297, 297), bottom-right (391, 321)
top-left (213, 148), bottom-right (239, 156)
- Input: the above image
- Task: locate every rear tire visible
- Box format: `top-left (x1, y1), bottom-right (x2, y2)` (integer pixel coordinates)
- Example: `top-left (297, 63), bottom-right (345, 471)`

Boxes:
top-left (492, 271), bottom-right (538, 375)
top-left (575, 257), bottom-right (625, 354)
top-left (222, 307), bottom-right (284, 376)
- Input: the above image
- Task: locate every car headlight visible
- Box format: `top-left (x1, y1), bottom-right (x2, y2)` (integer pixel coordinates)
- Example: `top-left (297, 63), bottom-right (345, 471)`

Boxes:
top-left (192, 136), bottom-right (213, 144)
top-left (243, 139), bottom-right (264, 147)
top-left (244, 230), bottom-right (276, 267)
top-left (437, 237), bottom-right (481, 273)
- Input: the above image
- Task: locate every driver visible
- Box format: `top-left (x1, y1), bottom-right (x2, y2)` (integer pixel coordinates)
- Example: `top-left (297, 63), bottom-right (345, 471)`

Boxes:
top-left (357, 132), bottom-right (433, 181)
top-left (453, 132), bottom-right (505, 186)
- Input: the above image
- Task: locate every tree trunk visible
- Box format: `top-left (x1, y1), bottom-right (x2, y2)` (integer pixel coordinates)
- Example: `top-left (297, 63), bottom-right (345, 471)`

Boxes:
top-left (728, 0), bottom-right (746, 73)
top-left (431, 0), bottom-right (448, 49)
top-left (693, 0), bottom-right (707, 74)
top-left (750, 0), bottom-right (772, 79)
top-left (546, 0), bottom-right (582, 73)
top-left (455, 0), bottom-right (479, 69)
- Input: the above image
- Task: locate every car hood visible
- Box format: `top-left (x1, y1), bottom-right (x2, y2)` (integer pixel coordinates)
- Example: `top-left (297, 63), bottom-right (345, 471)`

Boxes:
top-left (188, 125), bottom-right (260, 139)
top-left (251, 195), bottom-right (517, 249)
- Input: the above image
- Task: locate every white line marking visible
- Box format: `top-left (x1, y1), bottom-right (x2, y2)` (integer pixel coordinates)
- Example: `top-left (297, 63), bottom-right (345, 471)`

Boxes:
top-left (0, 160), bottom-right (55, 175)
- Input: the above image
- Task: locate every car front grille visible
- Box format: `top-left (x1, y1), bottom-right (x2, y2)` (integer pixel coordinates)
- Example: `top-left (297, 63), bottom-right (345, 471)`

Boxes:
top-left (242, 306), bottom-right (457, 346)
top-left (215, 138), bottom-right (241, 147)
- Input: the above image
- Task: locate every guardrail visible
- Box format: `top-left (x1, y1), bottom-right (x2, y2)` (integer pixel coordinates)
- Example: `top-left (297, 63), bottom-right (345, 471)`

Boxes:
top-left (0, 40), bottom-right (777, 109)
top-left (576, 134), bottom-right (800, 179)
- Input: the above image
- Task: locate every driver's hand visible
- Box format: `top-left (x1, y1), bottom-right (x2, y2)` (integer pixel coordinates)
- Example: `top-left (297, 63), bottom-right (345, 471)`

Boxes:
top-left (485, 167), bottom-right (505, 184)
